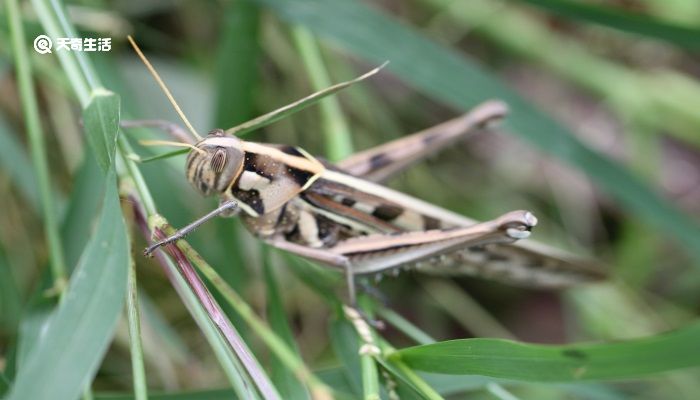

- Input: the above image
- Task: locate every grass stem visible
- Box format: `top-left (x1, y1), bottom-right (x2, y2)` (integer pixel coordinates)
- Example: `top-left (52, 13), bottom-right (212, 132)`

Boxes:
top-left (126, 257), bottom-right (149, 400)
top-left (7, 0), bottom-right (67, 292)
top-left (292, 26), bottom-right (354, 161)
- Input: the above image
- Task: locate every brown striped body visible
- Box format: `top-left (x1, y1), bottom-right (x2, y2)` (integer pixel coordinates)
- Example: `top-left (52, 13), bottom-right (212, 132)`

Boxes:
top-left (185, 127), bottom-right (604, 289)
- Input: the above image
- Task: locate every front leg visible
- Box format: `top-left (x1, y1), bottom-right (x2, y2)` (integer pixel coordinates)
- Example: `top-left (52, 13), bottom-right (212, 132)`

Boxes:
top-left (144, 200), bottom-right (239, 256)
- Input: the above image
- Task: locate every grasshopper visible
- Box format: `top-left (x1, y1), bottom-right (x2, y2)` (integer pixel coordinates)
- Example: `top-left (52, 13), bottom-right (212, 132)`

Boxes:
top-left (126, 38), bottom-right (604, 305)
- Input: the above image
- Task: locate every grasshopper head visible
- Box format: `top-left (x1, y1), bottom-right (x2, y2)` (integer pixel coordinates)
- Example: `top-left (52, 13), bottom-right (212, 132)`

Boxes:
top-left (186, 129), bottom-right (245, 196)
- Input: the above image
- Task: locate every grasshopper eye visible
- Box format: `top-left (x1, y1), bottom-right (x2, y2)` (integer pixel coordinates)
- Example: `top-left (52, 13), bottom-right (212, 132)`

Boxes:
top-left (211, 148), bottom-right (227, 173)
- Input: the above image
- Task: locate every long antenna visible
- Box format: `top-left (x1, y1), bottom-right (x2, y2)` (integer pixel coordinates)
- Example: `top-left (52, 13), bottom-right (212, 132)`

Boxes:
top-left (127, 35), bottom-right (202, 141)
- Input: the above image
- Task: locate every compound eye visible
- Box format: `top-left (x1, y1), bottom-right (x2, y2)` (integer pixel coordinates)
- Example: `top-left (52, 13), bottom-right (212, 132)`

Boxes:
top-left (211, 148), bottom-right (227, 173)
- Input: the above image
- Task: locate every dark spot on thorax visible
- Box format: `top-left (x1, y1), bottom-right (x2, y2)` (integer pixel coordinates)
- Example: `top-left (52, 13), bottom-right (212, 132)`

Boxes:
top-left (372, 204), bottom-right (404, 221)
top-left (232, 188), bottom-right (265, 215)
top-left (243, 152), bottom-right (274, 180)
top-left (286, 167), bottom-right (314, 187)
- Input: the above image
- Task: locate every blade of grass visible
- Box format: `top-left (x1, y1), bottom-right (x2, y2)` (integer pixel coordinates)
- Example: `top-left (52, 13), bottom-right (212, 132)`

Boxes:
top-left (126, 258), bottom-right (148, 400)
top-left (214, 0), bottom-right (261, 127)
top-left (83, 89), bottom-right (120, 173)
top-left (361, 354), bottom-right (380, 400)
top-left (376, 306), bottom-right (516, 399)
top-left (31, 0), bottom-right (278, 394)
top-left (150, 218), bottom-right (277, 399)
top-left (262, 250), bottom-right (310, 399)
top-left (391, 320), bottom-right (700, 381)
top-left (149, 219), bottom-right (333, 399)
top-left (130, 204), bottom-right (260, 399)
top-left (257, 0), bottom-right (700, 261)
top-left (343, 305), bottom-right (381, 400)
top-left (329, 318), bottom-right (363, 396)
top-left (225, 63), bottom-right (384, 136)
top-left (59, 151), bottom-right (105, 268)
top-left (513, 0), bottom-right (700, 50)
top-left (29, 0), bottom-right (90, 104)
top-left (291, 26), bottom-right (354, 161)
top-left (7, 0), bottom-right (67, 292)
top-left (6, 170), bottom-right (129, 400)
top-left (419, 279), bottom-right (515, 340)
top-left (375, 308), bottom-right (433, 346)
top-left (374, 356), bottom-right (443, 400)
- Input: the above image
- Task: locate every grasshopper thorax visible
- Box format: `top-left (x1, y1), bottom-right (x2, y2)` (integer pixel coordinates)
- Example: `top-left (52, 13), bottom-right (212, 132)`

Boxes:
top-left (186, 129), bottom-right (245, 196)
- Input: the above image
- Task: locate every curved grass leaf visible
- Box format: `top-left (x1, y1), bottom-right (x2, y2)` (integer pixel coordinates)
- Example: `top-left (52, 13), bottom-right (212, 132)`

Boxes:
top-left (514, 0), bottom-right (700, 50)
top-left (262, 251), bottom-right (310, 399)
top-left (7, 172), bottom-right (129, 400)
top-left (83, 90), bottom-right (120, 173)
top-left (329, 318), bottom-right (363, 396)
top-left (7, 0), bottom-right (67, 285)
top-left (257, 0), bottom-right (700, 261)
top-left (391, 321), bottom-right (700, 381)
top-left (60, 152), bottom-right (104, 268)
top-left (225, 63), bottom-right (385, 136)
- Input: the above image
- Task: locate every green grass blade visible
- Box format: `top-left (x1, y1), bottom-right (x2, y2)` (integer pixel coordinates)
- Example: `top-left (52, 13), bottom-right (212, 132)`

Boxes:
top-left (391, 321), bottom-right (700, 381)
top-left (257, 0), bottom-right (700, 261)
top-left (214, 0), bottom-right (261, 127)
top-left (126, 259), bottom-right (148, 400)
top-left (376, 308), bottom-right (434, 346)
top-left (83, 90), bottom-right (120, 173)
top-left (292, 26), bottom-right (354, 161)
top-left (30, 0), bottom-right (90, 105)
top-left (7, 171), bottom-right (129, 400)
top-left (361, 353), bottom-right (380, 400)
top-left (374, 357), bottom-right (442, 400)
top-left (147, 224), bottom-right (331, 398)
top-left (330, 318), bottom-right (363, 396)
top-left (7, 0), bottom-right (67, 290)
top-left (514, 0), bottom-right (700, 50)
top-left (225, 63), bottom-right (384, 136)
top-left (262, 251), bottom-right (310, 399)
top-left (59, 152), bottom-right (105, 268)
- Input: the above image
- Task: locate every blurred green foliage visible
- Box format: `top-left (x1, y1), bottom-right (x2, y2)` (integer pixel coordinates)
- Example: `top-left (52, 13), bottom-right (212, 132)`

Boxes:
top-left (1, 0), bottom-right (700, 399)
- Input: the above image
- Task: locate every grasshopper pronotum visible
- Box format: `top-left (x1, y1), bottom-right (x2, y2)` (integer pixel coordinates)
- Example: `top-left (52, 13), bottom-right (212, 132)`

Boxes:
top-left (125, 37), bottom-right (604, 305)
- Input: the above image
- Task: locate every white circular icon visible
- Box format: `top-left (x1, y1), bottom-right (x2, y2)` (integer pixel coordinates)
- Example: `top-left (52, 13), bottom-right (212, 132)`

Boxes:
top-left (34, 35), bottom-right (53, 54)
